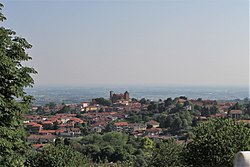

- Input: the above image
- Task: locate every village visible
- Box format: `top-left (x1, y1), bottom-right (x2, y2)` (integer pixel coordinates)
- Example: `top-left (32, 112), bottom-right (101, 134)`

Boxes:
top-left (25, 91), bottom-right (250, 149)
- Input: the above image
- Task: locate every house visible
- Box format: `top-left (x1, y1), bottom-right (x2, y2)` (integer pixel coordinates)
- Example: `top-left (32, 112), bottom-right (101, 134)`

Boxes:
top-left (146, 120), bottom-right (160, 128)
top-left (27, 134), bottom-right (57, 144)
top-left (90, 122), bottom-right (107, 133)
top-left (84, 105), bottom-right (98, 112)
top-left (114, 122), bottom-right (129, 132)
top-left (228, 110), bottom-right (243, 119)
top-left (69, 117), bottom-right (84, 126)
top-left (129, 123), bottom-right (147, 132)
top-left (145, 128), bottom-right (163, 136)
top-left (56, 128), bottom-right (82, 137)
top-left (26, 122), bottom-right (42, 134)
top-left (39, 130), bottom-right (56, 135)
top-left (210, 113), bottom-right (227, 118)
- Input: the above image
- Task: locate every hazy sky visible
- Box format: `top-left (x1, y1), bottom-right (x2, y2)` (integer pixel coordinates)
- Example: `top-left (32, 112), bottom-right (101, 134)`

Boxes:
top-left (1, 0), bottom-right (249, 87)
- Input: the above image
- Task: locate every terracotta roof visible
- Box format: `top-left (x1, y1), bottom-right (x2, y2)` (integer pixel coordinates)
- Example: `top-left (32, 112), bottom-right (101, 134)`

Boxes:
top-left (229, 110), bottom-right (243, 114)
top-left (42, 121), bottom-right (53, 124)
top-left (70, 117), bottom-right (83, 123)
top-left (67, 114), bottom-right (76, 117)
top-left (58, 124), bottom-right (66, 127)
top-left (69, 128), bottom-right (80, 132)
top-left (55, 129), bottom-right (65, 133)
top-left (146, 128), bottom-right (162, 133)
top-left (28, 134), bottom-right (57, 140)
top-left (39, 130), bottom-right (56, 134)
top-left (26, 122), bottom-right (42, 127)
top-left (114, 122), bottom-right (128, 126)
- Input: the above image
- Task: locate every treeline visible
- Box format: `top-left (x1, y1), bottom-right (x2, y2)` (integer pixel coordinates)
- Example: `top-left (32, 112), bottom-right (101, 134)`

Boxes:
top-left (23, 118), bottom-right (250, 167)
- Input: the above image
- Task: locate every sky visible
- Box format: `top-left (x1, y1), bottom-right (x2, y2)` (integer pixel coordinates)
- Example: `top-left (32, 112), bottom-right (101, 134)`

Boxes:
top-left (1, 0), bottom-right (249, 87)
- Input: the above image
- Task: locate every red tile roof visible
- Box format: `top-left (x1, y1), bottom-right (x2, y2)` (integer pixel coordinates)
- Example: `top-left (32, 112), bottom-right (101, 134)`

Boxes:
top-left (42, 121), bottom-right (53, 124)
top-left (229, 110), bottom-right (243, 114)
top-left (28, 134), bottom-right (57, 140)
top-left (26, 122), bottom-right (42, 127)
top-left (39, 130), bottom-right (56, 134)
top-left (114, 122), bottom-right (128, 126)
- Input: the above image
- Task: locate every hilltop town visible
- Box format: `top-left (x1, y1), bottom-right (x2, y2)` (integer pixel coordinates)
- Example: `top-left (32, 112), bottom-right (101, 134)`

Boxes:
top-left (26, 91), bottom-right (250, 148)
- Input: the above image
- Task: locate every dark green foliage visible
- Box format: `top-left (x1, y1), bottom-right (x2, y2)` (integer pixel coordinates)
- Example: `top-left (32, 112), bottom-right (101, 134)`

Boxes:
top-left (70, 132), bottom-right (145, 163)
top-left (172, 116), bottom-right (182, 130)
top-left (0, 3), bottom-right (37, 166)
top-left (105, 122), bottom-right (115, 132)
top-left (133, 155), bottom-right (148, 167)
top-left (245, 102), bottom-right (250, 116)
top-left (158, 102), bottom-right (166, 112)
top-left (92, 97), bottom-right (111, 106)
top-left (147, 101), bottom-right (158, 111)
top-left (230, 102), bottom-right (242, 110)
top-left (166, 115), bottom-right (174, 127)
top-left (127, 111), bottom-right (151, 123)
top-left (157, 111), bottom-right (193, 135)
top-left (57, 105), bottom-right (70, 114)
top-left (139, 98), bottom-right (147, 105)
top-left (150, 139), bottom-right (184, 167)
top-left (185, 118), bottom-right (250, 167)
top-left (35, 106), bottom-right (44, 114)
top-left (45, 102), bottom-right (56, 109)
top-left (200, 106), bottom-right (219, 117)
top-left (164, 98), bottom-right (173, 107)
top-left (26, 144), bottom-right (86, 167)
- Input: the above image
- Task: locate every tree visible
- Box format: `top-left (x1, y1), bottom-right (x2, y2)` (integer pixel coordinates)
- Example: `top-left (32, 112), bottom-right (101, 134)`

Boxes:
top-left (0, 3), bottom-right (37, 166)
top-left (133, 155), bottom-right (148, 167)
top-left (139, 98), bottom-right (147, 105)
top-left (141, 137), bottom-right (154, 150)
top-left (164, 98), bottom-right (173, 107)
top-left (166, 115), bottom-right (174, 127)
top-left (45, 102), bottom-right (56, 109)
top-left (150, 139), bottom-right (184, 167)
top-left (26, 144), bottom-right (86, 167)
top-left (57, 105), bottom-right (70, 114)
top-left (92, 97), bottom-right (111, 106)
top-left (185, 118), bottom-right (250, 167)
top-left (171, 116), bottom-right (182, 130)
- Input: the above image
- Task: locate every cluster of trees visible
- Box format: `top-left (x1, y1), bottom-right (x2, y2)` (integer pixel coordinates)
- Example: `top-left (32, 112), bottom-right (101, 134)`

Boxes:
top-left (157, 111), bottom-right (194, 132)
top-left (92, 97), bottom-right (112, 106)
top-left (194, 105), bottom-right (219, 117)
top-left (68, 132), bottom-right (150, 164)
top-left (26, 141), bottom-right (86, 167)
top-left (127, 111), bottom-right (151, 123)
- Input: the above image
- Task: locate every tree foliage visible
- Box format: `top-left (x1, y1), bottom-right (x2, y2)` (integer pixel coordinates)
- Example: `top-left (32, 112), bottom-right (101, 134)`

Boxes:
top-left (26, 144), bottom-right (86, 167)
top-left (150, 139), bottom-right (184, 167)
top-left (0, 3), bottom-right (37, 166)
top-left (185, 118), bottom-right (250, 167)
top-left (92, 97), bottom-right (111, 106)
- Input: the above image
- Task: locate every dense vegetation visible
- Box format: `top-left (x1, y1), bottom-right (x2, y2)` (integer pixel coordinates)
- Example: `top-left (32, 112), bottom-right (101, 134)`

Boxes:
top-left (0, 3), bottom-right (37, 166)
